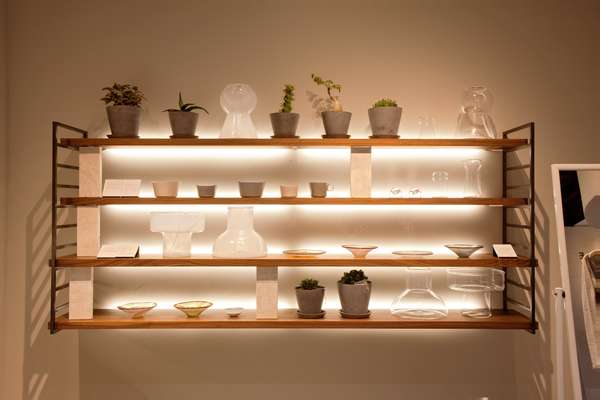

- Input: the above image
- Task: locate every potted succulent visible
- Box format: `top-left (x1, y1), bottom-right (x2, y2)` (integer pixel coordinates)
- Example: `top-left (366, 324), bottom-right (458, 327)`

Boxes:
top-left (101, 83), bottom-right (144, 138)
top-left (164, 92), bottom-right (209, 138)
top-left (295, 278), bottom-right (325, 318)
top-left (368, 98), bottom-right (402, 138)
top-left (270, 84), bottom-right (299, 138)
top-left (311, 73), bottom-right (351, 138)
top-left (337, 269), bottom-right (371, 318)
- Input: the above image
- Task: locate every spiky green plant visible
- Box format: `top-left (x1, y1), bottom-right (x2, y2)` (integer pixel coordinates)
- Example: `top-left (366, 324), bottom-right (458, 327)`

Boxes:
top-left (372, 98), bottom-right (398, 108)
top-left (279, 84), bottom-right (295, 113)
top-left (101, 83), bottom-right (144, 106)
top-left (311, 73), bottom-right (343, 111)
top-left (164, 92), bottom-right (209, 113)
top-left (339, 269), bottom-right (368, 284)
top-left (297, 278), bottom-right (321, 290)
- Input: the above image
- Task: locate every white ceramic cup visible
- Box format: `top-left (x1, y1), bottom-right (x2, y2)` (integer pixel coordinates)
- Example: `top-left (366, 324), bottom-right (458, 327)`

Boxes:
top-left (152, 181), bottom-right (179, 198)
top-left (280, 184), bottom-right (298, 198)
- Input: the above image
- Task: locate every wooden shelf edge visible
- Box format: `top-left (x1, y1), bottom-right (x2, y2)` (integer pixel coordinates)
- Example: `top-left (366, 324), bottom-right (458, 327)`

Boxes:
top-left (59, 197), bottom-right (529, 207)
top-left (60, 137), bottom-right (529, 149)
top-left (55, 309), bottom-right (532, 330)
top-left (53, 254), bottom-right (535, 268)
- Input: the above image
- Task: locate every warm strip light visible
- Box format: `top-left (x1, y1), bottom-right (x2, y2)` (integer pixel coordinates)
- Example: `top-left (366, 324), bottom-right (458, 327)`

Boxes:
top-left (372, 147), bottom-right (484, 159)
top-left (296, 204), bottom-right (482, 213)
top-left (104, 147), bottom-right (290, 159)
top-left (104, 204), bottom-right (292, 213)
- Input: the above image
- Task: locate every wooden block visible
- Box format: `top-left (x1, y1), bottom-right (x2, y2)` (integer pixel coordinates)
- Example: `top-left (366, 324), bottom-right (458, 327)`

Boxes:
top-left (256, 267), bottom-right (278, 319)
top-left (350, 147), bottom-right (371, 198)
top-left (69, 268), bottom-right (94, 319)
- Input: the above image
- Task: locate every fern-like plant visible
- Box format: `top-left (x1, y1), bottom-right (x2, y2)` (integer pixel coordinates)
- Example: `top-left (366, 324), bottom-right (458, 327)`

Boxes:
top-left (297, 278), bottom-right (321, 290)
top-left (279, 84), bottom-right (295, 113)
top-left (311, 73), bottom-right (343, 112)
top-left (101, 83), bottom-right (144, 107)
top-left (372, 98), bottom-right (398, 108)
top-left (164, 92), bottom-right (209, 113)
top-left (339, 269), bottom-right (368, 284)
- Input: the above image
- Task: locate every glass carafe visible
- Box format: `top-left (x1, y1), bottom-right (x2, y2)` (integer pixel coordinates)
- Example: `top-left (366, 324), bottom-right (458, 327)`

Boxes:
top-left (456, 86), bottom-right (497, 139)
top-left (391, 267), bottom-right (448, 319)
top-left (463, 159), bottom-right (482, 197)
top-left (213, 206), bottom-right (267, 258)
top-left (220, 83), bottom-right (258, 138)
top-left (447, 268), bottom-right (505, 318)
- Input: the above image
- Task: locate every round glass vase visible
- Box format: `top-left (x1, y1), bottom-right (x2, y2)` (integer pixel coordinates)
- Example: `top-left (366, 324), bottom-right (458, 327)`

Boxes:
top-left (447, 268), bottom-right (505, 319)
top-left (391, 267), bottom-right (448, 319)
top-left (213, 206), bottom-right (267, 258)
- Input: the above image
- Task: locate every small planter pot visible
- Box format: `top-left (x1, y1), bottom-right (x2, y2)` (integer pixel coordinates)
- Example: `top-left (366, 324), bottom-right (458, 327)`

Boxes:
top-left (368, 107), bottom-right (402, 138)
top-left (321, 111), bottom-right (352, 138)
top-left (168, 111), bottom-right (199, 138)
top-left (152, 181), bottom-right (179, 198)
top-left (296, 287), bottom-right (325, 315)
top-left (106, 105), bottom-right (141, 138)
top-left (338, 281), bottom-right (371, 316)
top-left (270, 112), bottom-right (300, 138)
top-left (238, 181), bottom-right (265, 198)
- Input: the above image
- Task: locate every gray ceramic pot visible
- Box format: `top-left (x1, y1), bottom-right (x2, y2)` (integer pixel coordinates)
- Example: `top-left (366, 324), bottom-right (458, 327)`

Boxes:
top-left (338, 281), bottom-right (371, 315)
top-left (295, 287), bottom-right (325, 314)
top-left (368, 107), bottom-right (402, 137)
top-left (270, 112), bottom-right (300, 137)
top-left (321, 111), bottom-right (352, 137)
top-left (238, 181), bottom-right (265, 198)
top-left (168, 111), bottom-right (199, 137)
top-left (106, 105), bottom-right (141, 138)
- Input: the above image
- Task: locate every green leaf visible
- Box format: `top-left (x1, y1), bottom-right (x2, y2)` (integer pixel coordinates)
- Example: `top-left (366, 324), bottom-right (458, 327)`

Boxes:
top-left (187, 106), bottom-right (209, 114)
top-left (178, 92), bottom-right (183, 108)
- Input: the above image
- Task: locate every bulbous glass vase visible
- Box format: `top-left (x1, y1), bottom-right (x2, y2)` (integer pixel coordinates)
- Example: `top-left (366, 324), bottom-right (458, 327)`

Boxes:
top-left (456, 86), bottom-right (497, 139)
top-left (220, 83), bottom-right (257, 138)
top-left (213, 207), bottom-right (267, 258)
top-left (391, 267), bottom-right (448, 319)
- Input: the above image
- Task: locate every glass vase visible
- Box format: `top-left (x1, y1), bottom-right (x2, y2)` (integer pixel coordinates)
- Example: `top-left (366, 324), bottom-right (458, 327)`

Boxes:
top-left (213, 206), bottom-right (267, 258)
top-left (391, 267), bottom-right (448, 319)
top-left (220, 83), bottom-right (257, 138)
top-left (463, 159), bottom-right (482, 197)
top-left (447, 268), bottom-right (505, 318)
top-left (456, 86), bottom-right (498, 139)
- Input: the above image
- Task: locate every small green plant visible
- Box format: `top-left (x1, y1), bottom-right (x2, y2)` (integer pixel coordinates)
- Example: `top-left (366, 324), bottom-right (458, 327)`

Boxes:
top-left (297, 278), bottom-right (321, 290)
top-left (101, 83), bottom-right (144, 107)
top-left (164, 92), bottom-right (209, 113)
top-left (311, 73), bottom-right (343, 111)
top-left (373, 98), bottom-right (398, 108)
top-left (340, 269), bottom-right (368, 284)
top-left (279, 84), bottom-right (295, 113)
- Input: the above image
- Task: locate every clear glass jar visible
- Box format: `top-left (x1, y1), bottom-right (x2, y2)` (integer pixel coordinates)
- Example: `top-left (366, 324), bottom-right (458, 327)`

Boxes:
top-left (456, 86), bottom-right (498, 139)
top-left (463, 159), bottom-right (482, 197)
top-left (213, 206), bottom-right (267, 258)
top-left (447, 268), bottom-right (505, 318)
top-left (391, 267), bottom-right (448, 319)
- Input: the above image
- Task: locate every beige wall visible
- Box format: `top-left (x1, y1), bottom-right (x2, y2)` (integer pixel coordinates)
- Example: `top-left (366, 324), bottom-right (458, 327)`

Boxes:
top-left (2, 0), bottom-right (600, 399)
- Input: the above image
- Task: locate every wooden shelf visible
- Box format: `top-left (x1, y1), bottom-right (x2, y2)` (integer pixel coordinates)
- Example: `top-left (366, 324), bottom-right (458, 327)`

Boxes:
top-left (60, 137), bottom-right (528, 150)
top-left (54, 309), bottom-right (532, 330)
top-left (60, 197), bottom-right (528, 207)
top-left (54, 254), bottom-right (535, 268)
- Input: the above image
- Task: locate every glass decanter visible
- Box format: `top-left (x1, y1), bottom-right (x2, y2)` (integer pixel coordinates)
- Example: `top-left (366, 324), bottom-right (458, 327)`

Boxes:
top-left (220, 83), bottom-right (258, 138)
top-left (456, 86), bottom-right (497, 139)
top-left (213, 206), bottom-right (267, 258)
top-left (463, 159), bottom-right (482, 197)
top-left (391, 267), bottom-right (448, 319)
top-left (447, 268), bottom-right (505, 318)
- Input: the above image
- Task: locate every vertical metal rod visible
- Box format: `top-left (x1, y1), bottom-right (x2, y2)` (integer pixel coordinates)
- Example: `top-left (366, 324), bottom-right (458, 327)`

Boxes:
top-left (502, 129), bottom-right (508, 311)
top-left (50, 122), bottom-right (58, 334)
top-left (529, 122), bottom-right (537, 333)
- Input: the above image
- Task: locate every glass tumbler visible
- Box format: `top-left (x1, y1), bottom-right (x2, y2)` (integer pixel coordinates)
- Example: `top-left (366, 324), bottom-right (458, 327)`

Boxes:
top-left (463, 159), bottom-right (482, 197)
top-left (432, 171), bottom-right (449, 197)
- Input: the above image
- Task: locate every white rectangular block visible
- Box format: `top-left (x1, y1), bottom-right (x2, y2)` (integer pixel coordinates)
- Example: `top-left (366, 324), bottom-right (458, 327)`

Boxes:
top-left (79, 147), bottom-right (102, 197)
top-left (69, 268), bottom-right (94, 319)
top-left (256, 267), bottom-right (278, 319)
top-left (350, 147), bottom-right (371, 198)
top-left (77, 207), bottom-right (100, 256)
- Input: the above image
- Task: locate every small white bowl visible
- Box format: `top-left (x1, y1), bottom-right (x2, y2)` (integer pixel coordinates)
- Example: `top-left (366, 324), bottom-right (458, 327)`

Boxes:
top-left (445, 244), bottom-right (483, 258)
top-left (117, 302), bottom-right (157, 319)
top-left (342, 245), bottom-right (378, 258)
top-left (225, 307), bottom-right (244, 317)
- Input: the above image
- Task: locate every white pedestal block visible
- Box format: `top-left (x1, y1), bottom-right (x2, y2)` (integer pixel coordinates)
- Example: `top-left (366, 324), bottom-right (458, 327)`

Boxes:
top-left (70, 147), bottom-right (102, 320)
top-left (350, 147), bottom-right (371, 198)
top-left (256, 267), bottom-right (278, 319)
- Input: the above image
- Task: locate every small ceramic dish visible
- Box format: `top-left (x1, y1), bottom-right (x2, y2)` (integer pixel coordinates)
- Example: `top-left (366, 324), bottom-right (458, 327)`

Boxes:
top-left (117, 302), bottom-right (157, 319)
top-left (224, 307), bottom-right (244, 317)
top-left (342, 245), bottom-right (378, 258)
top-left (339, 310), bottom-right (371, 319)
top-left (283, 249), bottom-right (326, 257)
top-left (297, 310), bottom-right (326, 319)
top-left (445, 244), bottom-right (484, 258)
top-left (174, 301), bottom-right (213, 318)
top-left (392, 250), bottom-right (434, 256)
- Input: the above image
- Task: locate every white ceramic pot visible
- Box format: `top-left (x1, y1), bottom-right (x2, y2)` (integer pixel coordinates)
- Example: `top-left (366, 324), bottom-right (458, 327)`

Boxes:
top-left (152, 181), bottom-right (179, 198)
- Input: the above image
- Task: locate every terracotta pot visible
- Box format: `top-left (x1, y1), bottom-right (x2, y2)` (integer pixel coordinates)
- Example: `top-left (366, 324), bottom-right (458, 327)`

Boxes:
top-left (106, 105), bottom-right (141, 138)
top-left (168, 111), bottom-right (199, 137)
top-left (152, 181), bottom-right (179, 198)
top-left (295, 287), bottom-right (325, 314)
top-left (270, 112), bottom-right (299, 137)
top-left (321, 111), bottom-right (352, 137)
top-left (338, 281), bottom-right (371, 315)
top-left (368, 106), bottom-right (402, 137)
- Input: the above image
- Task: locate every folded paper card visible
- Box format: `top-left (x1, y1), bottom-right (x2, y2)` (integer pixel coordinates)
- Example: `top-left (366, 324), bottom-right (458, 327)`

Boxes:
top-left (492, 244), bottom-right (518, 258)
top-left (97, 243), bottom-right (140, 258)
top-left (103, 179), bottom-right (142, 197)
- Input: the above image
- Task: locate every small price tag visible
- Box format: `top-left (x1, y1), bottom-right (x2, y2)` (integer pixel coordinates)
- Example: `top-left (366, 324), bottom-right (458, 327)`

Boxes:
top-left (493, 244), bottom-right (518, 258)
top-left (102, 179), bottom-right (141, 197)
